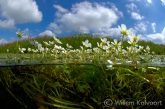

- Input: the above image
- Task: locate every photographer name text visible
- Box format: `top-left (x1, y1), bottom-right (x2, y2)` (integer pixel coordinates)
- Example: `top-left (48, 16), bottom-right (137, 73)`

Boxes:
top-left (115, 100), bottom-right (162, 106)
top-left (104, 99), bottom-right (162, 107)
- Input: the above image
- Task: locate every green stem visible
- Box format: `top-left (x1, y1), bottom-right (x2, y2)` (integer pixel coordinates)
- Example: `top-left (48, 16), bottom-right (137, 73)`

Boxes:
top-left (123, 68), bottom-right (149, 82)
top-left (16, 39), bottom-right (18, 63)
top-left (120, 35), bottom-right (124, 63)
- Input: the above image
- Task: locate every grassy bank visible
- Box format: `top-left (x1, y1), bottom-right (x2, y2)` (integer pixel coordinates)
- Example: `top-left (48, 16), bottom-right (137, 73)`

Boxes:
top-left (0, 34), bottom-right (165, 54)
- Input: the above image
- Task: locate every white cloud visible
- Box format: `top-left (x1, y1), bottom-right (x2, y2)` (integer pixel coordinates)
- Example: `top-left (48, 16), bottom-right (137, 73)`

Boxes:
top-left (126, 3), bottom-right (137, 11)
top-left (151, 22), bottom-right (156, 33)
top-left (146, 27), bottom-right (165, 44)
top-left (0, 38), bottom-right (8, 45)
top-left (109, 3), bottom-right (123, 17)
top-left (38, 30), bottom-right (55, 37)
top-left (161, 0), bottom-right (165, 5)
top-left (161, 27), bottom-right (165, 36)
top-left (128, 0), bottom-right (140, 1)
top-left (0, 0), bottom-right (42, 28)
top-left (21, 28), bottom-right (30, 39)
top-left (131, 12), bottom-right (144, 20)
top-left (54, 5), bottom-right (68, 17)
top-left (21, 35), bottom-right (29, 40)
top-left (146, 33), bottom-right (165, 44)
top-left (134, 22), bottom-right (147, 32)
top-left (147, 0), bottom-right (152, 4)
top-left (93, 27), bottom-right (120, 37)
top-left (22, 28), bottom-right (29, 34)
top-left (0, 19), bottom-right (15, 29)
top-left (49, 1), bottom-right (122, 35)
top-left (54, 5), bottom-right (68, 13)
top-left (48, 23), bottom-right (62, 34)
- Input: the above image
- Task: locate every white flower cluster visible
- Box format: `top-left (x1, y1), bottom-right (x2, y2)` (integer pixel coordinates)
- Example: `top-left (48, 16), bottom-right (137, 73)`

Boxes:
top-left (17, 24), bottom-right (151, 65)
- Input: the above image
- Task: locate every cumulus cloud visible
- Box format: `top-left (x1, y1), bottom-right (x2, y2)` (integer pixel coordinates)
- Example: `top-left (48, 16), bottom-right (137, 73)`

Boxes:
top-left (126, 3), bottom-right (137, 12)
top-left (146, 0), bottom-right (152, 4)
top-left (54, 5), bottom-right (68, 13)
top-left (54, 5), bottom-right (68, 17)
top-left (131, 12), bottom-right (144, 20)
top-left (109, 3), bottom-right (123, 17)
top-left (161, 27), bottom-right (165, 36)
top-left (126, 4), bottom-right (143, 21)
top-left (48, 23), bottom-right (62, 34)
top-left (146, 33), bottom-right (165, 44)
top-left (48, 1), bottom-right (122, 36)
top-left (151, 22), bottom-right (156, 33)
top-left (21, 28), bottom-right (30, 40)
top-left (0, 0), bottom-right (42, 28)
top-left (93, 27), bottom-right (120, 37)
top-left (128, 0), bottom-right (140, 2)
top-left (134, 22), bottom-right (147, 32)
top-left (146, 27), bottom-right (165, 44)
top-left (0, 19), bottom-right (15, 29)
top-left (38, 30), bottom-right (55, 37)
top-left (0, 38), bottom-right (8, 45)
top-left (161, 0), bottom-right (165, 5)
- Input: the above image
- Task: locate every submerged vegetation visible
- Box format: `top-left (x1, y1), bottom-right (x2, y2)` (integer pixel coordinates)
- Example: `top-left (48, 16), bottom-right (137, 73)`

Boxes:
top-left (0, 24), bottom-right (165, 109)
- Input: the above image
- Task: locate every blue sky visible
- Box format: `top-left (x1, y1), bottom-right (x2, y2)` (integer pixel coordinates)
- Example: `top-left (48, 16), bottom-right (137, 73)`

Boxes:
top-left (0, 0), bottom-right (165, 44)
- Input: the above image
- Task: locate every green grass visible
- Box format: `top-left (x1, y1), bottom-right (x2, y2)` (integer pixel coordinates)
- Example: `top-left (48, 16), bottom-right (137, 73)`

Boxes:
top-left (0, 34), bottom-right (165, 54)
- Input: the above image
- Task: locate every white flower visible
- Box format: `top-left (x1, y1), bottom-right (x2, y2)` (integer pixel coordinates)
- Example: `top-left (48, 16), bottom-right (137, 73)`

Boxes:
top-left (58, 46), bottom-right (65, 51)
top-left (85, 49), bottom-right (92, 54)
top-left (101, 38), bottom-right (109, 45)
top-left (38, 46), bottom-right (44, 53)
top-left (111, 39), bottom-right (121, 48)
top-left (80, 46), bottom-right (83, 50)
top-left (7, 49), bottom-right (9, 53)
top-left (125, 60), bottom-right (132, 64)
top-left (32, 49), bottom-right (38, 53)
top-left (37, 43), bottom-right (42, 49)
top-left (44, 47), bottom-right (49, 53)
top-left (82, 40), bottom-right (91, 48)
top-left (118, 24), bottom-right (128, 36)
top-left (28, 47), bottom-right (31, 52)
top-left (97, 42), bottom-right (103, 49)
top-left (66, 43), bottom-right (73, 49)
top-left (103, 45), bottom-right (110, 50)
top-left (128, 30), bottom-right (141, 43)
top-left (107, 60), bottom-right (113, 64)
top-left (19, 46), bottom-right (26, 53)
top-left (62, 50), bottom-right (67, 55)
top-left (53, 36), bottom-right (62, 44)
top-left (93, 47), bottom-right (100, 53)
top-left (54, 44), bottom-right (59, 49)
top-left (43, 41), bottom-right (50, 46)
top-left (127, 39), bottom-right (138, 47)
top-left (34, 41), bottom-right (40, 47)
top-left (54, 44), bottom-right (65, 51)
top-left (144, 46), bottom-right (150, 53)
top-left (139, 46), bottom-right (144, 50)
top-left (107, 60), bottom-right (121, 68)
top-left (49, 41), bottom-right (54, 45)
top-left (16, 29), bottom-right (23, 38)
